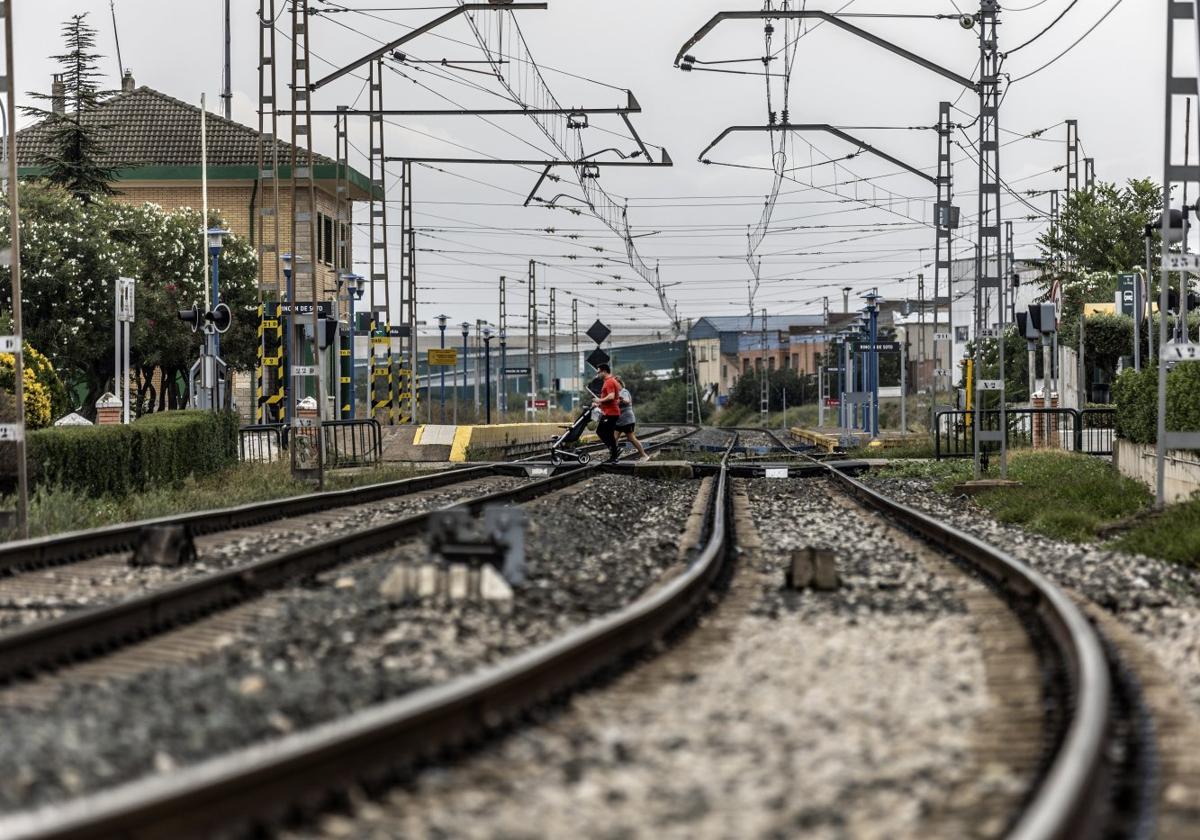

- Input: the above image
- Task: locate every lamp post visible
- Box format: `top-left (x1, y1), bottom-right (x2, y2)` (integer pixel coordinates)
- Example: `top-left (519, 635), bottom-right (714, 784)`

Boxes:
top-left (207, 227), bottom-right (228, 357)
top-left (436, 314), bottom-right (448, 423)
top-left (482, 325), bottom-right (494, 424)
top-left (862, 291), bottom-right (882, 438)
top-left (459, 321), bottom-right (470, 425)
top-left (282, 252), bottom-right (293, 423)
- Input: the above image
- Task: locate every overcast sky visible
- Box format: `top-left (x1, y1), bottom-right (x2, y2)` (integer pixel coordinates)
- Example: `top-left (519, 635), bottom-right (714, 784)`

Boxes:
top-left (15, 1), bottom-right (1169, 337)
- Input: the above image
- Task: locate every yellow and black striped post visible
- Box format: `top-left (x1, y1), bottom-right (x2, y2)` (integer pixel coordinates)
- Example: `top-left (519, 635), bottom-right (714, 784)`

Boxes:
top-left (257, 302), bottom-right (285, 423)
top-left (396, 367), bottom-right (414, 424)
top-left (370, 313), bottom-right (393, 422)
top-left (255, 304), bottom-right (267, 424)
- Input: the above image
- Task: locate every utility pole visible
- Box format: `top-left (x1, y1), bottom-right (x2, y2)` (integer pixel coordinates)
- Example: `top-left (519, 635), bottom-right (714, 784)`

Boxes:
top-left (972, 0), bottom-right (1007, 480)
top-left (917, 273), bottom-right (925, 404)
top-left (289, 0), bottom-right (324, 487)
top-left (1066, 119), bottom-right (1079, 196)
top-left (1006, 220), bottom-right (1016, 323)
top-left (221, 0), bottom-right (232, 120)
top-left (369, 60), bottom-right (394, 425)
top-left (4, 0), bottom-right (29, 537)
top-left (842, 286), bottom-right (851, 314)
top-left (256, 0), bottom-right (283, 424)
top-left (760, 308), bottom-right (769, 427)
top-left (571, 298), bottom-right (580, 409)
top-left (549, 287), bottom-right (557, 411)
top-left (1156, 0), bottom-right (1200, 508)
top-left (1084, 158), bottom-right (1096, 190)
top-left (527, 261), bottom-right (538, 411)
top-left (933, 100), bottom-right (954, 421)
top-left (498, 276), bottom-right (507, 415)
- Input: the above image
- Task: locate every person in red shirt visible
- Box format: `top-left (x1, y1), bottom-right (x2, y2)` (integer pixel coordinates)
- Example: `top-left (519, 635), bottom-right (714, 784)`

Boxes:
top-left (593, 363), bottom-right (622, 463)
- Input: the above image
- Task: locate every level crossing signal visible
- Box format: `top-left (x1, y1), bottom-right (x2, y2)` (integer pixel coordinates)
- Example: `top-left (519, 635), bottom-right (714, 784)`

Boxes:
top-left (179, 303), bottom-right (233, 334)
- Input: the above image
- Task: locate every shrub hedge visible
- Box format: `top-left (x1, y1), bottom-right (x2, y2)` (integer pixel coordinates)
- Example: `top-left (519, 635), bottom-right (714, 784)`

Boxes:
top-left (1113, 366), bottom-right (1200, 448)
top-left (24, 410), bottom-right (239, 498)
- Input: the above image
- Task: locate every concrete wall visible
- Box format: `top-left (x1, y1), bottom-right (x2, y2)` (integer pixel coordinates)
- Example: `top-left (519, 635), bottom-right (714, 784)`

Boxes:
top-left (1114, 439), bottom-right (1200, 504)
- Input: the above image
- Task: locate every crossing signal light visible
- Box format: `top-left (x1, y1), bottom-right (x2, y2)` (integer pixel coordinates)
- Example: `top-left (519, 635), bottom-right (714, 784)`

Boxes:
top-left (1166, 289), bottom-right (1200, 313)
top-left (205, 302), bottom-right (233, 334)
top-left (178, 304), bottom-right (202, 333)
top-left (180, 302), bottom-right (233, 334)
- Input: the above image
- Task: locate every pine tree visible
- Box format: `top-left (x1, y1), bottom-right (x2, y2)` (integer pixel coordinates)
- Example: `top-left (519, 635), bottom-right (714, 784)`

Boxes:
top-left (21, 14), bottom-right (119, 202)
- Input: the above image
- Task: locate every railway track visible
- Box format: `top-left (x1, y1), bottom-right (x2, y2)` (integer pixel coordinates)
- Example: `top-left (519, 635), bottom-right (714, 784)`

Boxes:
top-left (0, 427), bottom-right (1159, 838)
top-left (0, 427), bottom-right (694, 686)
top-left (0, 426), bottom-right (683, 633)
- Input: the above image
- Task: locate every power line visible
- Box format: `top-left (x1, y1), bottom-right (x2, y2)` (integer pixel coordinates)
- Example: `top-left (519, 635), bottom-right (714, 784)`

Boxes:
top-left (1009, 0), bottom-right (1126, 84)
top-left (1004, 0), bottom-right (1079, 55)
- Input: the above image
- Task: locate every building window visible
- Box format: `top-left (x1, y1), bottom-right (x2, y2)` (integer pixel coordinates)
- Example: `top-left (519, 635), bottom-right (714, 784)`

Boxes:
top-left (721, 364), bottom-right (727, 381)
top-left (768, 357), bottom-right (776, 371)
top-left (317, 213), bottom-right (335, 266)
top-left (743, 359), bottom-right (750, 374)
top-left (338, 220), bottom-right (350, 270)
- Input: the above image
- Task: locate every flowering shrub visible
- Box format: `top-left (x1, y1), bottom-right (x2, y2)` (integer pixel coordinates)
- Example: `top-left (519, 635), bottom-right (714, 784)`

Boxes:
top-left (0, 343), bottom-right (68, 428)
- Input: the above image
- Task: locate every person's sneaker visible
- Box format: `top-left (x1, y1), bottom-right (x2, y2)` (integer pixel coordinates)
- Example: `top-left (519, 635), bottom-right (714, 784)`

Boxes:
top-left (639, 455), bottom-right (651, 462)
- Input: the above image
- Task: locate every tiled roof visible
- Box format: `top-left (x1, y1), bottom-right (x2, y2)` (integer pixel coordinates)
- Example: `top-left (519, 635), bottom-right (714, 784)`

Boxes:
top-left (16, 85), bottom-right (334, 170)
top-left (690, 315), bottom-right (823, 336)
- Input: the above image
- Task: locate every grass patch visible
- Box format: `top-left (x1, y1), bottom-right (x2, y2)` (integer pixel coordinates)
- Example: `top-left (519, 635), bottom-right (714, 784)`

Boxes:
top-left (5, 461), bottom-right (422, 539)
top-left (876, 451), bottom-right (1152, 543)
top-left (1115, 498), bottom-right (1200, 566)
top-left (971, 452), bottom-right (1151, 542)
top-left (846, 439), bottom-right (937, 460)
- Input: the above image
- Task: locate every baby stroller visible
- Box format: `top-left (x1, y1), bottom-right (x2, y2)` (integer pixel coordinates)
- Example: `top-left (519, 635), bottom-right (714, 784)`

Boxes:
top-left (548, 406), bottom-right (594, 466)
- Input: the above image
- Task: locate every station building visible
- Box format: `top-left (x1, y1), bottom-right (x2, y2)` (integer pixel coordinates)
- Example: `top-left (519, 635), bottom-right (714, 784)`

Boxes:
top-left (15, 72), bottom-right (376, 300)
top-left (16, 72), bottom-right (379, 420)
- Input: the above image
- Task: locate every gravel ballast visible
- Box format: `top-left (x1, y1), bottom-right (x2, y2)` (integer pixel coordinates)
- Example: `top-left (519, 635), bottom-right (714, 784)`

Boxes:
top-left (0, 474), bottom-right (699, 814)
top-left (292, 477), bottom-right (1029, 839)
top-left (0, 475), bottom-right (527, 631)
top-left (866, 475), bottom-right (1200, 714)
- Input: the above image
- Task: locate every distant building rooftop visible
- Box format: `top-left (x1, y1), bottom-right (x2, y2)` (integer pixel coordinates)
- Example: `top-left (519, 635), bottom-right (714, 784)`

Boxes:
top-left (16, 81), bottom-right (374, 199)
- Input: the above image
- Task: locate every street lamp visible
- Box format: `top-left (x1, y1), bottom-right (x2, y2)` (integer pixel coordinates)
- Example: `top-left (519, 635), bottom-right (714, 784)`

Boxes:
top-left (460, 321), bottom-right (471, 425)
top-left (282, 252), bottom-right (294, 423)
top-left (436, 314), bottom-right (449, 423)
top-left (482, 325), bottom-right (495, 424)
top-left (207, 227), bottom-right (228, 356)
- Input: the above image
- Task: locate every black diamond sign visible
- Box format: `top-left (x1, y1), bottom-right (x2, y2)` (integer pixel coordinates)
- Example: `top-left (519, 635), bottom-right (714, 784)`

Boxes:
top-left (586, 319), bottom-right (611, 345)
top-left (586, 347), bottom-right (611, 370)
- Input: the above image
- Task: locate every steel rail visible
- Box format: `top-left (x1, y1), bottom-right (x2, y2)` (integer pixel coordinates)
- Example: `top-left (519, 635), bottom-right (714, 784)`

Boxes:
top-left (825, 465), bottom-right (1111, 840)
top-left (0, 437), bottom-right (730, 840)
top-left (0, 465), bottom-right (493, 575)
top-left (0, 426), bottom-right (678, 577)
top-left (0, 430), bottom-right (694, 684)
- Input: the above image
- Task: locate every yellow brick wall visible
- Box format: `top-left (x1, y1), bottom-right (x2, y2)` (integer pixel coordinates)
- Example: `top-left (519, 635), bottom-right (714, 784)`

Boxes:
top-left (112, 180), bottom-right (351, 301)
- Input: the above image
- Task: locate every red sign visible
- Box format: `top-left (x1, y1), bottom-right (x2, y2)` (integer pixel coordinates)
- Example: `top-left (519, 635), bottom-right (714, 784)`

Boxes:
top-left (824, 398), bottom-right (840, 407)
top-left (533, 400), bottom-right (549, 409)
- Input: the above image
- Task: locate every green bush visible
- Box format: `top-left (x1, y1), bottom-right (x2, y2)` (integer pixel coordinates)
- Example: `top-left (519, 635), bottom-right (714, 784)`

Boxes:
top-left (1113, 365), bottom-right (1200, 448)
top-left (1113, 368), bottom-right (1157, 445)
top-left (24, 410), bottom-right (238, 498)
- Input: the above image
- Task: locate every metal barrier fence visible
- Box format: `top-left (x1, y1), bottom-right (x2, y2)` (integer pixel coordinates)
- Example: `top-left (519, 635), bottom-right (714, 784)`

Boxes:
top-left (935, 407), bottom-right (1116, 460)
top-left (323, 419), bottom-right (383, 469)
top-left (239, 424), bottom-right (287, 464)
top-left (239, 419), bottom-right (383, 469)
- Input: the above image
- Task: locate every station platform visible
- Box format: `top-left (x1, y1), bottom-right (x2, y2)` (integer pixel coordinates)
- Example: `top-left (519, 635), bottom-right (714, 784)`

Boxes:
top-left (789, 427), bottom-right (926, 453)
top-left (382, 422), bottom-right (596, 463)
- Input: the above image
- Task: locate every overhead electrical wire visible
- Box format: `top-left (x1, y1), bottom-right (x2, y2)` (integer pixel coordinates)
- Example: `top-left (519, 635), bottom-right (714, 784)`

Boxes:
top-left (1009, 0), bottom-right (1126, 84)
